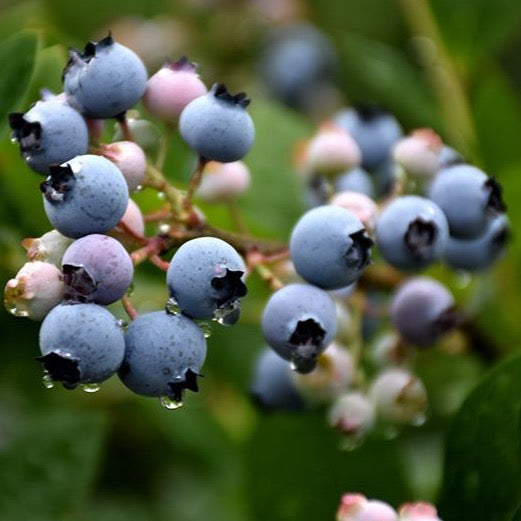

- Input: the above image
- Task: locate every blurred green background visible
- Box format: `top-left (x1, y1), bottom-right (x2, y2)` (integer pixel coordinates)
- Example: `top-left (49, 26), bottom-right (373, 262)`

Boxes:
top-left (1, 0), bottom-right (521, 520)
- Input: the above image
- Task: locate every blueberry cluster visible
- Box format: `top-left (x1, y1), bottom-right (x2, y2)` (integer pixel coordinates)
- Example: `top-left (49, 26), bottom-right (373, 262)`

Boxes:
top-left (250, 105), bottom-right (508, 446)
top-left (5, 36), bottom-right (255, 408)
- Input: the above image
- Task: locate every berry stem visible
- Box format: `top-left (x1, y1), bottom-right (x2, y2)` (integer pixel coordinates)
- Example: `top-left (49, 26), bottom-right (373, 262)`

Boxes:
top-left (183, 157), bottom-right (209, 212)
top-left (227, 200), bottom-right (249, 234)
top-left (145, 164), bottom-right (186, 218)
top-left (121, 295), bottom-right (139, 320)
top-left (155, 122), bottom-right (174, 171)
top-left (117, 115), bottom-right (134, 142)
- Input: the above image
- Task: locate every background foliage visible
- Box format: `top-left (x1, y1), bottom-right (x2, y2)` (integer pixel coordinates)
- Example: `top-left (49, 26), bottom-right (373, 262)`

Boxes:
top-left (1, 1), bottom-right (521, 520)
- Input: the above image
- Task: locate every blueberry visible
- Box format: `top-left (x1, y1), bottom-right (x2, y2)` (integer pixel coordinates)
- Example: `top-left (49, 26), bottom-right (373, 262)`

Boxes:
top-left (390, 276), bottom-right (456, 347)
top-left (375, 195), bottom-right (449, 270)
top-left (258, 23), bottom-right (336, 110)
top-left (166, 237), bottom-right (247, 323)
top-left (261, 283), bottom-right (337, 374)
top-left (250, 348), bottom-right (305, 412)
top-left (9, 100), bottom-right (89, 175)
top-left (38, 302), bottom-right (125, 387)
top-left (40, 154), bottom-right (129, 238)
top-left (334, 167), bottom-right (375, 198)
top-left (118, 310), bottom-right (207, 403)
top-left (333, 106), bottom-right (403, 171)
top-left (444, 213), bottom-right (509, 272)
top-left (179, 83), bottom-right (255, 162)
top-left (62, 234), bottom-right (134, 305)
top-left (63, 35), bottom-right (147, 119)
top-left (428, 164), bottom-right (506, 239)
top-left (290, 205), bottom-right (373, 289)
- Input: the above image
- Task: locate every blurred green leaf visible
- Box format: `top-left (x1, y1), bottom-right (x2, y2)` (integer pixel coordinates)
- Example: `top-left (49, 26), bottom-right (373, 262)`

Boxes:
top-left (438, 353), bottom-right (521, 520)
top-left (0, 30), bottom-right (39, 136)
top-left (340, 34), bottom-right (443, 132)
top-left (245, 412), bottom-right (412, 521)
top-left (0, 410), bottom-right (107, 521)
top-left (430, 0), bottom-right (521, 73)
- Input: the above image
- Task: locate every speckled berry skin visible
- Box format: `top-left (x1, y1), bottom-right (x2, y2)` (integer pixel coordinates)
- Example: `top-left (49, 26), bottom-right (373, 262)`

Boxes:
top-left (179, 83), bottom-right (255, 162)
top-left (428, 164), bottom-right (506, 239)
top-left (375, 196), bottom-right (449, 271)
top-left (63, 35), bottom-right (147, 119)
top-left (118, 310), bottom-right (207, 400)
top-left (62, 234), bottom-right (134, 305)
top-left (261, 283), bottom-right (337, 374)
top-left (41, 154), bottom-right (129, 238)
top-left (167, 237), bottom-right (247, 322)
top-left (39, 302), bottom-right (125, 385)
top-left (290, 205), bottom-right (373, 289)
top-left (9, 100), bottom-right (89, 175)
top-left (390, 277), bottom-right (456, 347)
top-left (143, 57), bottom-right (207, 122)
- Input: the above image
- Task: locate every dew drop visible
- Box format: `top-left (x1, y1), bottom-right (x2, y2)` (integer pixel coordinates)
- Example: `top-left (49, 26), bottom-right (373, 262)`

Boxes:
top-left (126, 282), bottom-right (135, 297)
top-left (10, 137), bottom-right (17, 144)
top-left (455, 270), bottom-right (472, 289)
top-left (339, 436), bottom-right (363, 452)
top-left (196, 321), bottom-right (212, 338)
top-left (158, 223), bottom-right (171, 234)
top-left (410, 412), bottom-right (426, 427)
top-left (42, 371), bottom-right (55, 389)
top-left (159, 395), bottom-right (183, 410)
top-left (212, 300), bottom-right (240, 326)
top-left (116, 318), bottom-right (128, 329)
top-left (135, 184), bottom-right (144, 192)
top-left (165, 296), bottom-right (181, 315)
top-left (7, 305), bottom-right (28, 318)
top-left (157, 191), bottom-right (166, 200)
top-left (82, 383), bottom-right (100, 393)
top-left (290, 361), bottom-right (298, 372)
top-left (25, 155), bottom-right (32, 162)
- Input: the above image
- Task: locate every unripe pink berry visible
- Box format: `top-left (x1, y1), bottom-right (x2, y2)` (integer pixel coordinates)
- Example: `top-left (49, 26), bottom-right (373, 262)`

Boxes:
top-left (337, 494), bottom-right (398, 521)
top-left (100, 141), bottom-right (146, 191)
top-left (143, 57), bottom-right (207, 122)
top-left (22, 230), bottom-right (73, 267)
top-left (330, 190), bottom-right (378, 230)
top-left (328, 392), bottom-right (376, 438)
top-left (370, 368), bottom-right (427, 425)
top-left (196, 160), bottom-right (251, 203)
top-left (398, 502), bottom-right (442, 521)
top-left (302, 122), bottom-right (361, 176)
top-left (4, 261), bottom-right (64, 320)
top-left (293, 342), bottom-right (354, 403)
top-left (110, 198), bottom-right (146, 248)
top-left (393, 128), bottom-right (442, 179)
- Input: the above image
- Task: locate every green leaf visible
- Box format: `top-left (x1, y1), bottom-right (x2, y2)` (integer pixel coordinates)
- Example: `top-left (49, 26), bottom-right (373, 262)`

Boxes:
top-left (438, 353), bottom-right (521, 520)
top-left (340, 34), bottom-right (443, 133)
top-left (0, 410), bottom-right (107, 521)
top-left (430, 0), bottom-right (521, 72)
top-left (0, 30), bottom-right (39, 136)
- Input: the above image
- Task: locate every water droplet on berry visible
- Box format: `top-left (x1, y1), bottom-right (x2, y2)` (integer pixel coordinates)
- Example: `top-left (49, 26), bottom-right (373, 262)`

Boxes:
top-left (157, 191), bottom-right (166, 200)
top-left (116, 318), bottom-right (128, 329)
top-left (135, 184), bottom-right (144, 192)
top-left (158, 223), bottom-right (170, 234)
top-left (159, 395), bottom-right (183, 410)
top-left (10, 137), bottom-right (17, 144)
top-left (42, 371), bottom-right (55, 389)
top-left (25, 155), bottom-right (32, 162)
top-left (196, 320), bottom-right (212, 338)
top-left (290, 361), bottom-right (298, 371)
top-left (411, 412), bottom-right (426, 427)
top-left (7, 305), bottom-right (28, 318)
top-left (212, 300), bottom-right (240, 326)
top-left (165, 296), bottom-right (181, 315)
top-left (126, 283), bottom-right (135, 297)
top-left (81, 383), bottom-right (100, 393)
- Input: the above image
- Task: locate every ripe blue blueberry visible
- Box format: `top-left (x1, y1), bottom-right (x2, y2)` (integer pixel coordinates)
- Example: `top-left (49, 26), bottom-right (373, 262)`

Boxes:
top-left (62, 234), bottom-right (134, 305)
top-left (375, 195), bottom-right (449, 271)
top-left (290, 205), bottom-right (373, 289)
top-left (8, 100), bottom-right (89, 175)
top-left (258, 23), bottom-right (336, 110)
top-left (428, 164), bottom-right (506, 239)
top-left (261, 283), bottom-right (337, 374)
top-left (166, 237), bottom-right (247, 323)
top-left (334, 167), bottom-right (375, 198)
top-left (63, 35), bottom-right (147, 119)
top-left (333, 106), bottom-right (403, 171)
top-left (41, 154), bottom-right (129, 238)
top-left (390, 276), bottom-right (457, 347)
top-left (250, 347), bottom-right (305, 412)
top-left (38, 302), bottom-right (125, 387)
top-left (444, 213), bottom-right (509, 272)
top-left (118, 310), bottom-right (207, 403)
top-left (179, 83), bottom-right (255, 162)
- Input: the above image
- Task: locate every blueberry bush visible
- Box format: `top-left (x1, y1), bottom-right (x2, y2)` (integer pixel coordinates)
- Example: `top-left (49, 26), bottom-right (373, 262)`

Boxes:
top-left (1, 1), bottom-right (521, 520)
